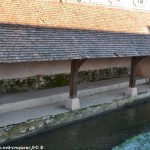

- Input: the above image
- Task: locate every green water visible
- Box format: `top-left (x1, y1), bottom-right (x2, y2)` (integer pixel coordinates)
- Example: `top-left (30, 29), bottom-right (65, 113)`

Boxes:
top-left (4, 99), bottom-right (150, 150)
top-left (113, 131), bottom-right (150, 150)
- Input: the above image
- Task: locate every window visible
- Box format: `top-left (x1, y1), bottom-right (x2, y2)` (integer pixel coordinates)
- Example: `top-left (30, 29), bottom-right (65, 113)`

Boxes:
top-left (138, 0), bottom-right (143, 4)
top-left (134, 0), bottom-right (145, 7)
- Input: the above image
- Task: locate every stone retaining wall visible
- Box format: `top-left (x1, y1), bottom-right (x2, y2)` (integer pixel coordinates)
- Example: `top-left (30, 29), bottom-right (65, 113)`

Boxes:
top-left (0, 92), bottom-right (150, 145)
top-left (0, 67), bottom-right (128, 93)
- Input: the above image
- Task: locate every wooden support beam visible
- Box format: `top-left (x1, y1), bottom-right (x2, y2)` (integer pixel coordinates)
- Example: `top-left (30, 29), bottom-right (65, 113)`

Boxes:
top-left (78, 59), bottom-right (87, 69)
top-left (69, 59), bottom-right (86, 99)
top-left (129, 57), bottom-right (143, 88)
top-left (69, 60), bottom-right (79, 99)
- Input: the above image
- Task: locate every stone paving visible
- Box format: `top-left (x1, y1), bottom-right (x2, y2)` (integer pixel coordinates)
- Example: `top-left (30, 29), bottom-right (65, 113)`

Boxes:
top-left (0, 77), bottom-right (149, 127)
top-left (0, 77), bottom-right (147, 114)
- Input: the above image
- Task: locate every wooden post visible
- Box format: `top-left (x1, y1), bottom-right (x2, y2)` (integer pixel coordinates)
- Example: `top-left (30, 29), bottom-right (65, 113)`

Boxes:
top-left (129, 57), bottom-right (143, 88)
top-left (129, 57), bottom-right (137, 88)
top-left (69, 59), bottom-right (79, 99)
top-left (69, 59), bottom-right (87, 99)
top-left (66, 59), bottom-right (86, 110)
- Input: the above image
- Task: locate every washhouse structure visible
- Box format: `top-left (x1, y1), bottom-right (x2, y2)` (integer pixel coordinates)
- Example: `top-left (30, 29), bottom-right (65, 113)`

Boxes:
top-left (0, 0), bottom-right (150, 110)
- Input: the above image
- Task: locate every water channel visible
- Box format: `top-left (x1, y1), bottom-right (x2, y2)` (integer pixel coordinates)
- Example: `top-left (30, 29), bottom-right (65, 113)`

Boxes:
top-left (4, 98), bottom-right (150, 150)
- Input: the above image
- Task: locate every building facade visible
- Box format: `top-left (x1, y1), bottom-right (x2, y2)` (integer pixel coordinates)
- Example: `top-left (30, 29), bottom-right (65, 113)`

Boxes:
top-left (64, 0), bottom-right (150, 11)
top-left (0, 0), bottom-right (150, 110)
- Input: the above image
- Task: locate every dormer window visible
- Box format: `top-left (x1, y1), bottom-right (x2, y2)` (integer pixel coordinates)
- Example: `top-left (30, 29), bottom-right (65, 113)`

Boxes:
top-left (138, 0), bottom-right (143, 4)
top-left (134, 0), bottom-right (145, 8)
top-left (109, 0), bottom-right (121, 5)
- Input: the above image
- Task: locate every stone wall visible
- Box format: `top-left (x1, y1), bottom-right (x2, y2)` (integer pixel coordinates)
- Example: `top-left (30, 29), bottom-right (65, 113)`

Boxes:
top-left (0, 67), bottom-right (128, 93)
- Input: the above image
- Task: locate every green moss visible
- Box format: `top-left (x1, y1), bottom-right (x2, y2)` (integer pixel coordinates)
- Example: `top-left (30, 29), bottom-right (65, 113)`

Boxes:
top-left (8, 120), bottom-right (44, 136)
top-left (3, 78), bottom-right (37, 93)
top-left (0, 80), bottom-right (4, 85)
top-left (42, 74), bottom-right (70, 88)
top-left (91, 72), bottom-right (95, 81)
top-left (25, 78), bottom-right (36, 88)
top-left (0, 67), bottom-right (128, 94)
top-left (116, 68), bottom-right (128, 77)
top-left (52, 74), bottom-right (70, 87)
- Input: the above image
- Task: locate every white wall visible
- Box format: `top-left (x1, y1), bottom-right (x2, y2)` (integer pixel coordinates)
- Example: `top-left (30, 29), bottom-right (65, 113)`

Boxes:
top-left (134, 0), bottom-right (150, 8)
top-left (80, 57), bottom-right (131, 71)
top-left (109, 0), bottom-right (133, 8)
top-left (137, 57), bottom-right (150, 77)
top-left (0, 57), bottom-right (131, 80)
top-left (81, 0), bottom-right (109, 5)
top-left (79, 0), bottom-right (150, 10)
top-left (0, 57), bottom-right (149, 80)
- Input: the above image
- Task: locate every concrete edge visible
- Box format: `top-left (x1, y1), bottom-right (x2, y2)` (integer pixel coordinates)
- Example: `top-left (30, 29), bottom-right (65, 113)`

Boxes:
top-left (0, 94), bottom-right (69, 114)
top-left (0, 78), bottom-right (148, 114)
top-left (0, 91), bottom-right (150, 145)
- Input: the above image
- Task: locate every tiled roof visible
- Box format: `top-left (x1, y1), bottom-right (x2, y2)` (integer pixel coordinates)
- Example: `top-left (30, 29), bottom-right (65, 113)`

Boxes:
top-left (0, 0), bottom-right (150, 34)
top-left (0, 0), bottom-right (150, 63)
top-left (0, 24), bottom-right (150, 63)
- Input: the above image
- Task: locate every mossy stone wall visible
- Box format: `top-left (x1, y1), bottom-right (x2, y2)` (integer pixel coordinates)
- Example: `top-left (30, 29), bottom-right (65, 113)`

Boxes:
top-left (0, 67), bottom-right (128, 94)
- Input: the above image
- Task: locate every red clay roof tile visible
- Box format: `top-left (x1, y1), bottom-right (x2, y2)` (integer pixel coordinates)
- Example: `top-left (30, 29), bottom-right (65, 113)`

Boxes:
top-left (0, 0), bottom-right (150, 34)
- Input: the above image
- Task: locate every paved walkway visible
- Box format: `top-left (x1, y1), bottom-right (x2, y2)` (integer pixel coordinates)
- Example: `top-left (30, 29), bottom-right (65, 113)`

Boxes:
top-left (0, 77), bottom-right (146, 105)
top-left (0, 77), bottom-right (149, 127)
top-left (0, 77), bottom-right (147, 114)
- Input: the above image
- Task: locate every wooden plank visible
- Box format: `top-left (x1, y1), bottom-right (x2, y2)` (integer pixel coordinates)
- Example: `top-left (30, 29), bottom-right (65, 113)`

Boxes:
top-left (129, 57), bottom-right (143, 88)
top-left (69, 60), bottom-right (79, 99)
